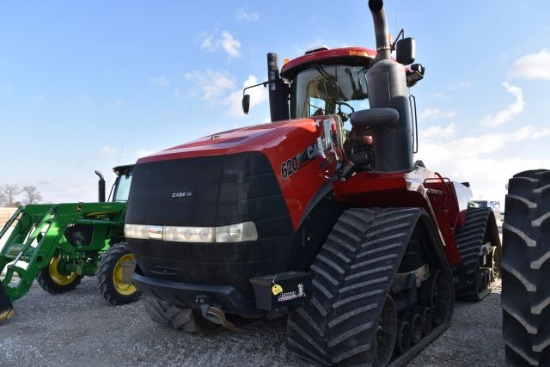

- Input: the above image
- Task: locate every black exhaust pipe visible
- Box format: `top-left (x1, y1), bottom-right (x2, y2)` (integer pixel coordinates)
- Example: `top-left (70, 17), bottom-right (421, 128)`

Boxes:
top-left (95, 170), bottom-right (106, 202)
top-left (350, 0), bottom-right (414, 173)
top-left (368, 0), bottom-right (391, 61)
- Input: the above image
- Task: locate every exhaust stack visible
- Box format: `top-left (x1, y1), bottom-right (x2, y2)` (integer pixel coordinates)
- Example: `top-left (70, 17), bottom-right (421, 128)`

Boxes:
top-left (350, 0), bottom-right (414, 173)
top-left (95, 170), bottom-right (106, 203)
top-left (369, 0), bottom-right (392, 61)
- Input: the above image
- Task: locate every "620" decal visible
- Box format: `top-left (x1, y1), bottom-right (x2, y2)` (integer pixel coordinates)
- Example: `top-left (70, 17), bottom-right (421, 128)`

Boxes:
top-left (281, 157), bottom-right (298, 179)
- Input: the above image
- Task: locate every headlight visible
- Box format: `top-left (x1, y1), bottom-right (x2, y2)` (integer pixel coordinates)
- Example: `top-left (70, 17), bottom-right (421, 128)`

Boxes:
top-left (125, 222), bottom-right (258, 243)
top-left (216, 222), bottom-right (258, 243)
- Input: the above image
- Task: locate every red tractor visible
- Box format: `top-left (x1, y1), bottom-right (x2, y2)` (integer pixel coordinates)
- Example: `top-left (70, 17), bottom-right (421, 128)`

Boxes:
top-left (124, 1), bottom-right (500, 365)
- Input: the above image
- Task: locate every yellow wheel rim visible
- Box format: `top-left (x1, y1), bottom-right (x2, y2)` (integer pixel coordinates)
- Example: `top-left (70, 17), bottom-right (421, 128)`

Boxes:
top-left (48, 255), bottom-right (78, 286)
top-left (113, 253), bottom-right (137, 296)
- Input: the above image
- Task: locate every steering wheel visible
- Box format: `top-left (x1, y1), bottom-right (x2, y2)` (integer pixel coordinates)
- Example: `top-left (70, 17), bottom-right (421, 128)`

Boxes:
top-left (335, 101), bottom-right (355, 122)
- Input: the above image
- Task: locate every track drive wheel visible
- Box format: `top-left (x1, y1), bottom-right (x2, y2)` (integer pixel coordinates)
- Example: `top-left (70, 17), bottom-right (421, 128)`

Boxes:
top-left (455, 207), bottom-right (501, 301)
top-left (37, 253), bottom-right (82, 294)
top-left (287, 208), bottom-right (453, 366)
top-left (97, 243), bottom-right (141, 305)
top-left (502, 169), bottom-right (550, 366)
top-left (142, 296), bottom-right (219, 334)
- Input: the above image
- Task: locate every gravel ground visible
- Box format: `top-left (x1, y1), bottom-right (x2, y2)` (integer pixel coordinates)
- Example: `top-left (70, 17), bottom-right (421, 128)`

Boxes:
top-left (0, 277), bottom-right (505, 367)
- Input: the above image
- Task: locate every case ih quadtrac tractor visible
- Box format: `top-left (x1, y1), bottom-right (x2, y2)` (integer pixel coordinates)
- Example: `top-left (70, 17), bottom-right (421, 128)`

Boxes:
top-left (125, 1), bottom-right (500, 365)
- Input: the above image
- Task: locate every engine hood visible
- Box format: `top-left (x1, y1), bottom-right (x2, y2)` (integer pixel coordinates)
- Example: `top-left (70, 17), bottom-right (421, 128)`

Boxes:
top-left (138, 118), bottom-right (323, 163)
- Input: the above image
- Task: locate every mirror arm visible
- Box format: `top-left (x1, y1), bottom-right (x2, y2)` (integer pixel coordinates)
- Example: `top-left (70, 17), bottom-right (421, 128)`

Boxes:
top-left (242, 81), bottom-right (268, 97)
top-left (391, 29), bottom-right (405, 51)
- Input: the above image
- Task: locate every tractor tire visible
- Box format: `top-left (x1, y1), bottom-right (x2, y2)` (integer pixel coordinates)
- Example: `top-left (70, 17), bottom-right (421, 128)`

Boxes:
top-left (502, 169), bottom-right (550, 366)
top-left (97, 243), bottom-right (141, 305)
top-left (287, 207), bottom-right (454, 367)
top-left (142, 296), bottom-right (219, 334)
top-left (454, 207), bottom-right (502, 301)
top-left (37, 253), bottom-right (82, 294)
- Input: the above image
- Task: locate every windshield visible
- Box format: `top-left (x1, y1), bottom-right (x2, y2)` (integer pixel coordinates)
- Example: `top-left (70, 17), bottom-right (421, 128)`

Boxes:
top-left (290, 64), bottom-right (370, 123)
top-left (112, 172), bottom-right (132, 202)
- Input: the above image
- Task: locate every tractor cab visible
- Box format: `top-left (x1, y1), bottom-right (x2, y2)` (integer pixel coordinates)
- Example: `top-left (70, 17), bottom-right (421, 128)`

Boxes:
top-left (242, 39), bottom-right (423, 125)
top-left (242, 41), bottom-right (424, 172)
top-left (110, 164), bottom-right (134, 203)
top-left (281, 47), bottom-right (374, 124)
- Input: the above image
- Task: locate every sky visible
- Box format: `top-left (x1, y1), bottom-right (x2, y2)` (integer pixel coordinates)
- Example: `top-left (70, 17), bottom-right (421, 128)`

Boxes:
top-left (1, 1), bottom-right (549, 207)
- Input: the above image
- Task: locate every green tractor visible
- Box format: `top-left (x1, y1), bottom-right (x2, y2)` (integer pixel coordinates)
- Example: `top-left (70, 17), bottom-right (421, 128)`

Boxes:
top-left (0, 164), bottom-right (139, 323)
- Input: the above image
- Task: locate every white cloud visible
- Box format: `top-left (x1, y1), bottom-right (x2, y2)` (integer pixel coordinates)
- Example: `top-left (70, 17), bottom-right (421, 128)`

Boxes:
top-left (236, 6), bottom-right (259, 22)
top-left (416, 126), bottom-right (550, 203)
top-left (150, 76), bottom-right (170, 87)
top-left (198, 29), bottom-right (241, 58)
top-left (220, 31), bottom-right (241, 58)
top-left (511, 126), bottom-right (550, 141)
top-left (509, 49), bottom-right (550, 80)
top-left (184, 69), bottom-right (235, 102)
top-left (481, 82), bottom-right (524, 127)
top-left (98, 145), bottom-right (118, 154)
top-left (421, 123), bottom-right (456, 140)
top-left (419, 108), bottom-right (456, 120)
top-left (225, 75), bottom-right (268, 118)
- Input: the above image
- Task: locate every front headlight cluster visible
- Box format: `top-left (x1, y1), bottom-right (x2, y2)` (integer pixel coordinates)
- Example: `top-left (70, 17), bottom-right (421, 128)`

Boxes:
top-left (124, 222), bottom-right (258, 243)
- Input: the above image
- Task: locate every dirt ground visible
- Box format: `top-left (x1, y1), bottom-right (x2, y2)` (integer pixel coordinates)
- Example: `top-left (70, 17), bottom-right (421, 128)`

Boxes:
top-left (0, 277), bottom-right (505, 367)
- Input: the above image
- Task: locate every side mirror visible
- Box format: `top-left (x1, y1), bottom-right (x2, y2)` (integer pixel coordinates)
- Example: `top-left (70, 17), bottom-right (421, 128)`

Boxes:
top-left (396, 37), bottom-right (416, 65)
top-left (242, 94), bottom-right (250, 114)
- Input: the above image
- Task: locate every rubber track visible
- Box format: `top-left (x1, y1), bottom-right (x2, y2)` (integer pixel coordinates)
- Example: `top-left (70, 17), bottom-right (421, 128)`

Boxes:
top-left (454, 207), bottom-right (499, 300)
top-left (142, 296), bottom-right (220, 333)
top-left (502, 169), bottom-right (550, 366)
top-left (287, 207), bottom-right (439, 366)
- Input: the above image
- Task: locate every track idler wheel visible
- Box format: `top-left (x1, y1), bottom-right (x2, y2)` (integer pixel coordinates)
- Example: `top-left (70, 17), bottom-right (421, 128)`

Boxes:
top-left (420, 268), bottom-right (452, 326)
top-left (404, 311), bottom-right (423, 345)
top-left (376, 295), bottom-right (398, 366)
top-left (395, 320), bottom-right (411, 355)
top-left (415, 306), bottom-right (433, 336)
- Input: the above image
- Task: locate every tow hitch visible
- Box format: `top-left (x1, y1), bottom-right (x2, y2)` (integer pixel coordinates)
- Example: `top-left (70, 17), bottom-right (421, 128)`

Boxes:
top-left (196, 295), bottom-right (238, 331)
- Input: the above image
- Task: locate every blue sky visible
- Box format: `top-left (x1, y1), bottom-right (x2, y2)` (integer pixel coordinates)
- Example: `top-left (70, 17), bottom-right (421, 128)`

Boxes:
top-left (1, 1), bottom-right (549, 207)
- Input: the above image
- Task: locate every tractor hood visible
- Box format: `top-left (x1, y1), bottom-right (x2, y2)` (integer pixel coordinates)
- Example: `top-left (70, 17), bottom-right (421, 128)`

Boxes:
top-left (138, 117), bottom-right (325, 164)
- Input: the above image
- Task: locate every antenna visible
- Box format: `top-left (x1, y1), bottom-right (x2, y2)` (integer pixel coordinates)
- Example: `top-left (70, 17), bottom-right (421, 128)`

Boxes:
top-left (117, 141), bottom-right (125, 165)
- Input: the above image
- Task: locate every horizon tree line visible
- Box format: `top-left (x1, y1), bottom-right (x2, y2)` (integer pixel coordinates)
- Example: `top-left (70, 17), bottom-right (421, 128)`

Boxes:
top-left (0, 184), bottom-right (42, 207)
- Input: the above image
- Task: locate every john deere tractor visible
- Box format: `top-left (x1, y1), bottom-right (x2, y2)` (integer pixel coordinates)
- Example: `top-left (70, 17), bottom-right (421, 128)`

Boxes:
top-left (0, 164), bottom-right (140, 324)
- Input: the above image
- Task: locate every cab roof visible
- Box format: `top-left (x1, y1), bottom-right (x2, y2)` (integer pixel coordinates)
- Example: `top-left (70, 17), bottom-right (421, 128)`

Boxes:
top-left (280, 47), bottom-right (377, 79)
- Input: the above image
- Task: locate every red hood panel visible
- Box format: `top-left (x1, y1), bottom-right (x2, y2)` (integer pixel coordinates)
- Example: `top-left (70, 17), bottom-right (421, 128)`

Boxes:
top-left (139, 118), bottom-right (320, 163)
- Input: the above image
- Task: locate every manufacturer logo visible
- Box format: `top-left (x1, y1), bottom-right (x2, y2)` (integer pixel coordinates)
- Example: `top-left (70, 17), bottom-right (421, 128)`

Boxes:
top-left (172, 191), bottom-right (193, 198)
